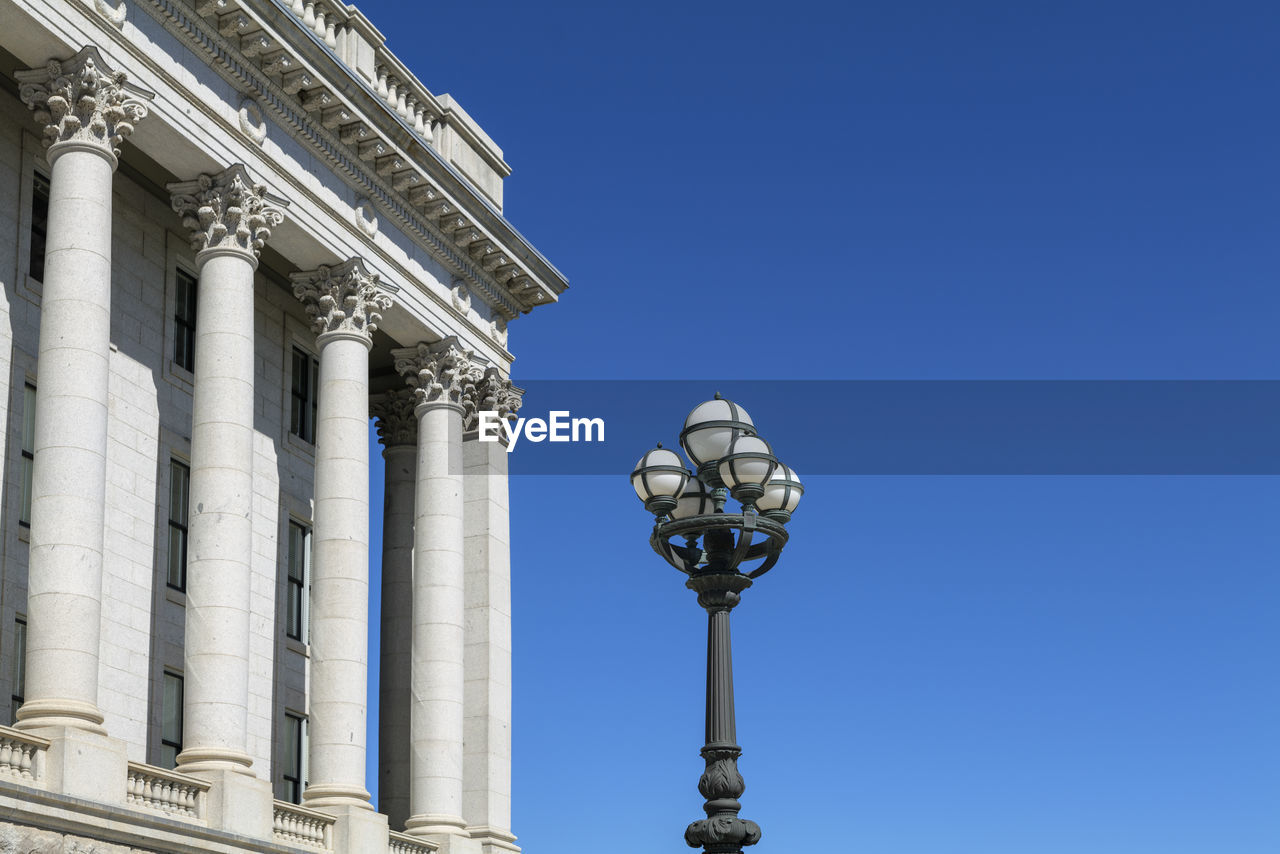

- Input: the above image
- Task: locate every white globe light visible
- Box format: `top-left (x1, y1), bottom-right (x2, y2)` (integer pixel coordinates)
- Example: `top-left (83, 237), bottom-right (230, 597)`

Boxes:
top-left (679, 394), bottom-right (755, 468)
top-left (630, 445), bottom-right (690, 507)
top-left (670, 477), bottom-right (714, 520)
top-left (757, 464), bottom-right (803, 514)
top-left (716, 434), bottom-right (777, 491)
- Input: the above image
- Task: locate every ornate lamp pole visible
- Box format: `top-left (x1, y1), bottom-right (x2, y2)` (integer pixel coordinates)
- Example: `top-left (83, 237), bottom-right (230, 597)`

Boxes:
top-left (631, 395), bottom-right (804, 854)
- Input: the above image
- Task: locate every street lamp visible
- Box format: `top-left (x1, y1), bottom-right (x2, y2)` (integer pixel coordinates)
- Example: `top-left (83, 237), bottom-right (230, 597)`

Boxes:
top-left (631, 394), bottom-right (803, 854)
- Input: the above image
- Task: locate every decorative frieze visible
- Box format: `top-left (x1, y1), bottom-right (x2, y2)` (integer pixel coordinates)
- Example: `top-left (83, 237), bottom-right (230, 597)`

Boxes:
top-left (291, 257), bottom-right (395, 341)
top-left (16, 47), bottom-right (153, 159)
top-left (372, 388), bottom-right (419, 448)
top-left (392, 339), bottom-right (484, 410)
top-left (168, 164), bottom-right (288, 260)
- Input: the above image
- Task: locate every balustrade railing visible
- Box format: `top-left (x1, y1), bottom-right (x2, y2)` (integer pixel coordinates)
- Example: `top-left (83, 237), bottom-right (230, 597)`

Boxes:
top-left (126, 762), bottom-right (208, 820)
top-left (273, 800), bottom-right (335, 850)
top-left (388, 830), bottom-right (440, 854)
top-left (0, 725), bottom-right (48, 787)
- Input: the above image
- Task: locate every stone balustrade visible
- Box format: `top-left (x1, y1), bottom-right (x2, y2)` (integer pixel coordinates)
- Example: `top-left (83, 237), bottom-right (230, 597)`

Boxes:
top-left (387, 830), bottom-right (439, 854)
top-left (0, 725), bottom-right (48, 787)
top-left (126, 761), bottom-right (209, 820)
top-left (281, 0), bottom-right (442, 146)
top-left (273, 800), bottom-right (335, 850)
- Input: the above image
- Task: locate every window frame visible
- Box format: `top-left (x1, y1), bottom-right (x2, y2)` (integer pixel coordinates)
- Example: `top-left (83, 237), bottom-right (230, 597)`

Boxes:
top-left (27, 170), bottom-right (49, 284)
top-left (160, 670), bottom-right (184, 769)
top-left (289, 347), bottom-right (319, 445)
top-left (279, 711), bottom-right (306, 804)
top-left (167, 458), bottom-right (190, 592)
top-left (285, 520), bottom-right (311, 643)
top-left (173, 266), bottom-right (198, 374)
top-left (19, 382), bottom-right (35, 528)
top-left (10, 617), bottom-right (26, 724)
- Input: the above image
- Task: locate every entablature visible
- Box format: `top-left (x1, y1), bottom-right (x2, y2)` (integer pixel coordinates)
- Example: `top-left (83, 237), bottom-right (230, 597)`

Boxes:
top-left (159, 0), bottom-right (565, 320)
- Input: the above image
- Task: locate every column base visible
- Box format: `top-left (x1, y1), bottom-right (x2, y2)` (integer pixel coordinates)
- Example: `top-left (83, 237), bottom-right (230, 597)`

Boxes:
top-left (185, 767), bottom-right (273, 839)
top-left (404, 816), bottom-right (474, 854)
top-left (14, 699), bottom-right (107, 735)
top-left (17, 724), bottom-right (126, 804)
top-left (175, 746), bottom-right (255, 775)
top-left (317, 802), bottom-right (389, 854)
top-left (303, 782), bottom-right (374, 810)
top-left (469, 826), bottom-right (520, 854)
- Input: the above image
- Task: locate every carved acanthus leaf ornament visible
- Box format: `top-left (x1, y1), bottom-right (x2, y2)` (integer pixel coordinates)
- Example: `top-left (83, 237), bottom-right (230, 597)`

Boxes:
top-left (393, 339), bottom-right (484, 410)
top-left (292, 258), bottom-right (395, 340)
top-left (169, 165), bottom-right (287, 259)
top-left (371, 388), bottom-right (418, 447)
top-left (465, 368), bottom-right (522, 431)
top-left (17, 47), bottom-right (153, 157)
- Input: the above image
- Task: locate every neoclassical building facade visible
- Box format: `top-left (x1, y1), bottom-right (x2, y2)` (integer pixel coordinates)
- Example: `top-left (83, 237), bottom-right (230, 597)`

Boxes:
top-left (0, 1), bottom-right (565, 853)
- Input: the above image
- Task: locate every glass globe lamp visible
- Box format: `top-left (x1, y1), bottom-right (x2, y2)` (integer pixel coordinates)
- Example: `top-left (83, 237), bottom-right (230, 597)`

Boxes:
top-left (756, 464), bottom-right (803, 522)
top-left (670, 476), bottom-right (715, 521)
top-left (716, 434), bottom-right (777, 506)
top-left (631, 444), bottom-right (690, 516)
top-left (679, 394), bottom-right (755, 472)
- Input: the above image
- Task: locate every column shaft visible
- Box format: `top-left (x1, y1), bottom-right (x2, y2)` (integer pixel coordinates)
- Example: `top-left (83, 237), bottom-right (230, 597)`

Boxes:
top-left (379, 442), bottom-right (416, 828)
top-left (462, 437), bottom-right (517, 851)
top-left (304, 333), bottom-right (373, 807)
top-left (180, 249), bottom-right (257, 772)
top-left (407, 402), bottom-right (468, 836)
top-left (17, 143), bottom-right (115, 732)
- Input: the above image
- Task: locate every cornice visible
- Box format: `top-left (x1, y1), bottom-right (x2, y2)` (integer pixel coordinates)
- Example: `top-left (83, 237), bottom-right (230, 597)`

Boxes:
top-left (134, 0), bottom-right (564, 327)
top-left (142, 0), bottom-right (516, 317)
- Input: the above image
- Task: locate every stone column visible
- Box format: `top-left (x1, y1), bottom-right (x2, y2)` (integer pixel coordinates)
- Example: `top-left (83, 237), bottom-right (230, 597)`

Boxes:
top-left (371, 388), bottom-right (418, 831)
top-left (462, 371), bottom-right (523, 854)
top-left (292, 260), bottom-right (394, 809)
top-left (292, 260), bottom-right (395, 851)
top-left (13, 47), bottom-right (150, 803)
top-left (393, 339), bottom-right (482, 848)
top-left (168, 165), bottom-right (285, 836)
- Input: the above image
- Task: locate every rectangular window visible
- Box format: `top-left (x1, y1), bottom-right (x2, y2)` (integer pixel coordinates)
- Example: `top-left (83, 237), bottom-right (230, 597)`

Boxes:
top-left (19, 383), bottom-right (35, 527)
top-left (167, 460), bottom-right (190, 591)
top-left (10, 618), bottom-right (25, 724)
top-left (173, 268), bottom-right (197, 373)
top-left (160, 671), bottom-right (183, 769)
top-left (286, 521), bottom-right (310, 642)
top-left (290, 348), bottom-right (318, 444)
top-left (279, 712), bottom-right (305, 804)
top-left (28, 171), bottom-right (49, 282)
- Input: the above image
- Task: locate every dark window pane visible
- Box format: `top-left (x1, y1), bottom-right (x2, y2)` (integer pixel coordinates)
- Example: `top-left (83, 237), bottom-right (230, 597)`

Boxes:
top-left (290, 348), bottom-right (317, 443)
top-left (167, 461), bottom-right (189, 591)
top-left (28, 172), bottom-right (49, 282)
top-left (161, 671), bottom-right (183, 769)
top-left (174, 269), bottom-right (198, 372)
top-left (11, 618), bottom-right (26, 722)
top-left (19, 384), bottom-right (35, 527)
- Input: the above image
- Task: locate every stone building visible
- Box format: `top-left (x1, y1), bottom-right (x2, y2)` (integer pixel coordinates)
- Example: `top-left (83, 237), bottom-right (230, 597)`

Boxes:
top-left (0, 1), bottom-right (565, 853)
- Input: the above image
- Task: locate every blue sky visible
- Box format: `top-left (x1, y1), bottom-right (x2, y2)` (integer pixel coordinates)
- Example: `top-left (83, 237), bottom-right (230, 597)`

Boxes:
top-left (356, 2), bottom-right (1279, 852)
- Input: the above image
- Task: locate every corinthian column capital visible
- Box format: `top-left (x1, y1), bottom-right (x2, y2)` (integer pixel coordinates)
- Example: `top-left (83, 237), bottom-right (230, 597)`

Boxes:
top-left (392, 338), bottom-right (484, 412)
top-left (371, 387), bottom-right (419, 448)
top-left (464, 368), bottom-right (523, 432)
top-left (168, 164), bottom-right (288, 263)
top-left (16, 46), bottom-right (153, 162)
top-left (292, 257), bottom-right (397, 346)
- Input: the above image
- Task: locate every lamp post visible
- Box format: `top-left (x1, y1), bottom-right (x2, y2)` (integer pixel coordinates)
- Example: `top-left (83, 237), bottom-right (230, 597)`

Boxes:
top-left (631, 395), bottom-right (803, 854)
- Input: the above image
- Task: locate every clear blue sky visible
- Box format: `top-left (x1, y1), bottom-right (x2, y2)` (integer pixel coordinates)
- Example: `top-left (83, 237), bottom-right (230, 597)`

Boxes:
top-left (357, 2), bottom-right (1280, 852)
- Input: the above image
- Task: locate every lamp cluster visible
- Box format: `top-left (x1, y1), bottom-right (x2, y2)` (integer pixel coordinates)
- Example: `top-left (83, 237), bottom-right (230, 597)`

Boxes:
top-left (631, 393), bottom-right (803, 525)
